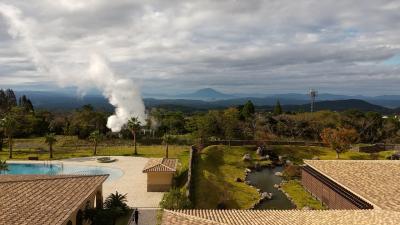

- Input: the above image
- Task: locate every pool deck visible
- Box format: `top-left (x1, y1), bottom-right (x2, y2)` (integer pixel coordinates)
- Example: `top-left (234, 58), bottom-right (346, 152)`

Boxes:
top-left (8, 156), bottom-right (164, 208)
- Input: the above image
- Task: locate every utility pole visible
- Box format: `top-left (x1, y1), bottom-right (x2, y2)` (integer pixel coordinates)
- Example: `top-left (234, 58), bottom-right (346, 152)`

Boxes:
top-left (309, 89), bottom-right (318, 113)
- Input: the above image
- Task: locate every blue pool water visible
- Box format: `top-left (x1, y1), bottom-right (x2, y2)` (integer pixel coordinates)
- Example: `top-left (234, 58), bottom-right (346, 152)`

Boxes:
top-left (3, 163), bottom-right (123, 182)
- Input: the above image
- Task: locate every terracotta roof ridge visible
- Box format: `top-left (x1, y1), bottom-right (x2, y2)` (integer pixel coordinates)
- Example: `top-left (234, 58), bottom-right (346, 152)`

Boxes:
top-left (143, 158), bottom-right (177, 172)
top-left (165, 210), bottom-right (228, 225)
top-left (0, 174), bottom-right (109, 184)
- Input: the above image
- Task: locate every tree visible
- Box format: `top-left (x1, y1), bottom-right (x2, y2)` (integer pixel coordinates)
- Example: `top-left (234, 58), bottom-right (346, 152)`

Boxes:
top-left (222, 108), bottom-right (240, 147)
top-left (44, 133), bottom-right (57, 159)
top-left (0, 125), bottom-right (3, 152)
top-left (85, 191), bottom-right (130, 225)
top-left (273, 100), bottom-right (283, 115)
top-left (320, 127), bottom-right (358, 159)
top-left (127, 117), bottom-right (141, 155)
top-left (89, 130), bottom-right (103, 156)
top-left (241, 100), bottom-right (255, 119)
top-left (1, 115), bottom-right (16, 159)
top-left (0, 160), bottom-right (8, 174)
top-left (162, 134), bottom-right (177, 158)
top-left (159, 188), bottom-right (191, 209)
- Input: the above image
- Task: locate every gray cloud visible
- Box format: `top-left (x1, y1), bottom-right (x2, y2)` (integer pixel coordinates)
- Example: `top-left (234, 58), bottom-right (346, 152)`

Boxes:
top-left (0, 0), bottom-right (399, 95)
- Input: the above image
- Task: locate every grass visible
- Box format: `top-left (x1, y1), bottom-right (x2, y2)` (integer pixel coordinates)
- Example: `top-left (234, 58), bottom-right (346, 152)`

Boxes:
top-left (192, 144), bottom-right (394, 209)
top-left (269, 145), bottom-right (395, 164)
top-left (0, 136), bottom-right (190, 161)
top-left (281, 180), bottom-right (326, 210)
top-left (193, 145), bottom-right (260, 209)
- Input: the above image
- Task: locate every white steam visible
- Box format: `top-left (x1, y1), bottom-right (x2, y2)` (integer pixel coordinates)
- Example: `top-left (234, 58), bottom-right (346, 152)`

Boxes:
top-left (88, 54), bottom-right (146, 132)
top-left (0, 3), bottom-right (146, 132)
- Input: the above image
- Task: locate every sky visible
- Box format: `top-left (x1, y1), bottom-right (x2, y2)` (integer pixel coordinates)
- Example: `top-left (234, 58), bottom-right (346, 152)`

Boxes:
top-left (0, 0), bottom-right (400, 96)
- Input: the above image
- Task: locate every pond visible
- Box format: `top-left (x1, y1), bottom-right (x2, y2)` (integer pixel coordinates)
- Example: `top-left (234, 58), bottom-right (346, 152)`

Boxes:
top-left (246, 166), bottom-right (295, 209)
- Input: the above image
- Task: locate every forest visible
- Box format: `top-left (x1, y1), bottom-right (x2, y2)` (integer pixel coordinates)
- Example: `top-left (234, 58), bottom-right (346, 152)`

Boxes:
top-left (1, 88), bottom-right (400, 153)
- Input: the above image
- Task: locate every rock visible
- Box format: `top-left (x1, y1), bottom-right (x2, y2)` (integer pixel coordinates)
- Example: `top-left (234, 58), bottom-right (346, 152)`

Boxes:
top-left (245, 168), bottom-right (252, 173)
top-left (257, 189), bottom-right (261, 193)
top-left (235, 177), bottom-right (243, 182)
top-left (285, 160), bottom-right (292, 165)
top-left (275, 172), bottom-right (283, 177)
top-left (245, 180), bottom-right (251, 185)
top-left (273, 184), bottom-right (280, 189)
top-left (302, 206), bottom-right (311, 210)
top-left (312, 156), bottom-right (320, 160)
top-left (278, 155), bottom-right (283, 161)
top-left (261, 192), bottom-right (273, 200)
top-left (265, 155), bottom-right (270, 160)
top-left (242, 153), bottom-right (252, 161)
top-left (256, 147), bottom-right (265, 156)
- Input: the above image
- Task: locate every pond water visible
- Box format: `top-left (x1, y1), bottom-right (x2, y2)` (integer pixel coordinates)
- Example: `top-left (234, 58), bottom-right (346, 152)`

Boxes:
top-left (246, 166), bottom-right (295, 209)
top-left (3, 163), bottom-right (123, 182)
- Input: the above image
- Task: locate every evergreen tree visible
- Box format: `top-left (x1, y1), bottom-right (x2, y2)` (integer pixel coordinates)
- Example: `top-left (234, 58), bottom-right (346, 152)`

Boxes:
top-left (241, 100), bottom-right (255, 119)
top-left (5, 89), bottom-right (17, 110)
top-left (273, 100), bottom-right (283, 115)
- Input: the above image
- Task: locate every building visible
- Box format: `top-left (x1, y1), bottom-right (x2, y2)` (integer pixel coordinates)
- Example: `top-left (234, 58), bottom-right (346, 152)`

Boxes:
top-left (161, 160), bottom-right (400, 225)
top-left (162, 209), bottom-right (400, 225)
top-left (301, 160), bottom-right (400, 210)
top-left (143, 158), bottom-right (177, 192)
top-left (0, 174), bottom-right (108, 225)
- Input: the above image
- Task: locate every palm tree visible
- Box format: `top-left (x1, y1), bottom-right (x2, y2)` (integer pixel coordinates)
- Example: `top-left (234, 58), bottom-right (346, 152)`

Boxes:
top-left (0, 160), bottom-right (8, 174)
top-left (104, 191), bottom-right (129, 225)
top-left (127, 117), bottom-right (141, 155)
top-left (89, 130), bottom-right (103, 156)
top-left (162, 134), bottom-right (176, 158)
top-left (44, 133), bottom-right (57, 159)
top-left (1, 115), bottom-right (16, 159)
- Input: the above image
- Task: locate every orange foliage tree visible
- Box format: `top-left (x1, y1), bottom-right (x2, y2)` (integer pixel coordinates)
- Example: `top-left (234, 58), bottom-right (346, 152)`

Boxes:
top-left (320, 127), bottom-right (359, 159)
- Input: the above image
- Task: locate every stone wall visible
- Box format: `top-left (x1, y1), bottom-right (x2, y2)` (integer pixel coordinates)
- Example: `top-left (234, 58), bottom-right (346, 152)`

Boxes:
top-left (186, 146), bottom-right (196, 201)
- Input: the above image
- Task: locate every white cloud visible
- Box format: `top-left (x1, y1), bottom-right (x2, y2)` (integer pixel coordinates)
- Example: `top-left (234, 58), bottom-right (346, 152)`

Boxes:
top-left (0, 0), bottom-right (399, 95)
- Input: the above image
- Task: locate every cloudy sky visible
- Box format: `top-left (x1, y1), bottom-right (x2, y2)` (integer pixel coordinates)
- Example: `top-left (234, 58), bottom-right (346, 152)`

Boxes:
top-left (0, 0), bottom-right (400, 96)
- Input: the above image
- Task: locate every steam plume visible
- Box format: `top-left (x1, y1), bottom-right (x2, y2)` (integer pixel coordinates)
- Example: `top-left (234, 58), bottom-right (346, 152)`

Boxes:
top-left (0, 3), bottom-right (146, 132)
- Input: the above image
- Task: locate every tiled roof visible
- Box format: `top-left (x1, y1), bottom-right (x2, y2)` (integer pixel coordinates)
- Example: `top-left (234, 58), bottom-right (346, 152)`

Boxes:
top-left (162, 209), bottom-right (400, 225)
top-left (143, 158), bottom-right (177, 172)
top-left (0, 174), bottom-right (108, 225)
top-left (304, 160), bottom-right (400, 211)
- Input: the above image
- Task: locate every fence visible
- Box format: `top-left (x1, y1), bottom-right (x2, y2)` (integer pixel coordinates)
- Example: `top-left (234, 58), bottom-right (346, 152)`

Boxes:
top-left (186, 145), bottom-right (196, 202)
top-left (356, 143), bottom-right (400, 153)
top-left (203, 140), bottom-right (326, 147)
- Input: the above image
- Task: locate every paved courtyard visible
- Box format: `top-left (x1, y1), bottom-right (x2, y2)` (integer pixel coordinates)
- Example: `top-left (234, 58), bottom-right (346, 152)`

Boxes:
top-left (61, 156), bottom-right (164, 208)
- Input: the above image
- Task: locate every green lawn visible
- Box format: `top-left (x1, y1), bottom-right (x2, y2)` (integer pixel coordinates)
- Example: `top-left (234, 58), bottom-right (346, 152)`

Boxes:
top-left (192, 144), bottom-right (395, 209)
top-left (281, 180), bottom-right (326, 210)
top-left (193, 145), bottom-right (260, 209)
top-left (270, 145), bottom-right (394, 164)
top-left (0, 136), bottom-right (189, 161)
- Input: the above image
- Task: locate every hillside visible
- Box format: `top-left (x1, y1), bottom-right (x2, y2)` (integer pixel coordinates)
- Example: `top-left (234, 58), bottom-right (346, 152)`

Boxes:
top-left (15, 91), bottom-right (399, 114)
top-left (275, 99), bottom-right (392, 113)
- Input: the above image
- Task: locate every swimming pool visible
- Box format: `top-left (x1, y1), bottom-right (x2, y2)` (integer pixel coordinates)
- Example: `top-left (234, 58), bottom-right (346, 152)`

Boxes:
top-left (3, 163), bottom-right (123, 182)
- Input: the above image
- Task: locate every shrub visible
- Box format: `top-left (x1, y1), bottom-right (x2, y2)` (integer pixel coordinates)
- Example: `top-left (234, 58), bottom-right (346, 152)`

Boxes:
top-left (282, 165), bottom-right (301, 180)
top-left (160, 188), bottom-right (191, 209)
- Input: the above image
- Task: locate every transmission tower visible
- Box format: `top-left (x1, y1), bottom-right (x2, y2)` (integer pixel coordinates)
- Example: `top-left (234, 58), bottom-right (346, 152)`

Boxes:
top-left (309, 89), bottom-right (318, 113)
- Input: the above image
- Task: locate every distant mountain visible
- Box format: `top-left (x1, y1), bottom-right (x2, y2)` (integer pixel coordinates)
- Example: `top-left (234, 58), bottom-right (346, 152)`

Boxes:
top-left (174, 88), bottom-right (236, 100)
top-left (15, 91), bottom-right (112, 111)
top-left (14, 90), bottom-right (400, 114)
top-left (273, 99), bottom-right (392, 113)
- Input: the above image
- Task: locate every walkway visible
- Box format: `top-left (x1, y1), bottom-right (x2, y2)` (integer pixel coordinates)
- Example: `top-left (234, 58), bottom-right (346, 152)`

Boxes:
top-left (128, 208), bottom-right (159, 225)
top-left (61, 156), bottom-right (164, 207)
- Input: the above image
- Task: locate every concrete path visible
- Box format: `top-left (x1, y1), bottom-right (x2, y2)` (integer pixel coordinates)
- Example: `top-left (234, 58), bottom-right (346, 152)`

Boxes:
top-left (128, 208), bottom-right (159, 225)
top-left (61, 156), bottom-right (164, 207)
top-left (10, 156), bottom-right (164, 208)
